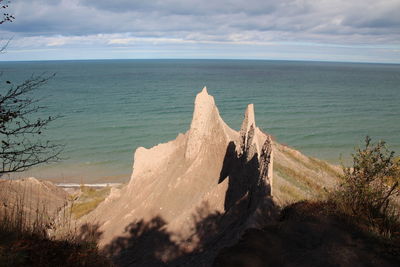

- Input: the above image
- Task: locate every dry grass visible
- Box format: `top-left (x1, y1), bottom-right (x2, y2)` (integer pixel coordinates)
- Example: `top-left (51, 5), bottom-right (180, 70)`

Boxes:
top-left (282, 147), bottom-right (340, 177)
top-left (0, 181), bottom-right (113, 267)
top-left (71, 186), bottom-right (111, 219)
top-left (277, 184), bottom-right (306, 204)
top-left (274, 162), bottom-right (324, 195)
top-left (0, 184), bottom-right (53, 239)
top-left (308, 157), bottom-right (341, 177)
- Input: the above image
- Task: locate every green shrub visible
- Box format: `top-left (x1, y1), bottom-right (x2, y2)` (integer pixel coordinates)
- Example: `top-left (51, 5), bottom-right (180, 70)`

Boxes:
top-left (331, 136), bottom-right (400, 238)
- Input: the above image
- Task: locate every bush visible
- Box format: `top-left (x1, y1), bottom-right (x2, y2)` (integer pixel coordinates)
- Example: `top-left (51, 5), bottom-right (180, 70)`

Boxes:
top-left (332, 136), bottom-right (400, 238)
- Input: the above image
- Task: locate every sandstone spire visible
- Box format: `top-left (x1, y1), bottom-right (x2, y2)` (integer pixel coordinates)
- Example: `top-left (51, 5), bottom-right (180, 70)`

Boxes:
top-left (238, 104), bottom-right (261, 160)
top-left (185, 86), bottom-right (225, 161)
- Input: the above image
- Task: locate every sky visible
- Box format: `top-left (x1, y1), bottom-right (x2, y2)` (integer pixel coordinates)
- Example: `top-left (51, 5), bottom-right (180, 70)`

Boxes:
top-left (0, 0), bottom-right (399, 63)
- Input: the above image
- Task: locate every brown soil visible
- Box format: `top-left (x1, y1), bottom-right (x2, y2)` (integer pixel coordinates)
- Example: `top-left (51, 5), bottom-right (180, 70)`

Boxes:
top-left (214, 201), bottom-right (400, 267)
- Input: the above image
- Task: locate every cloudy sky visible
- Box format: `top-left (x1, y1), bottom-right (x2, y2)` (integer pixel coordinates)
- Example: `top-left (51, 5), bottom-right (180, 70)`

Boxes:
top-left (0, 0), bottom-right (399, 63)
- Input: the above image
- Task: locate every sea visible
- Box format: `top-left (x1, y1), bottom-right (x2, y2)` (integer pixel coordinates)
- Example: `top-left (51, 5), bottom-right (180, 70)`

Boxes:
top-left (0, 59), bottom-right (399, 183)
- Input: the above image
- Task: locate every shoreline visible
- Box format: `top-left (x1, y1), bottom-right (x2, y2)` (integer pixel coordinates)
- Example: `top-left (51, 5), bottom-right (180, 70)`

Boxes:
top-left (3, 146), bottom-right (347, 185)
top-left (3, 141), bottom-right (360, 184)
top-left (56, 182), bottom-right (122, 189)
top-left (5, 168), bottom-right (131, 184)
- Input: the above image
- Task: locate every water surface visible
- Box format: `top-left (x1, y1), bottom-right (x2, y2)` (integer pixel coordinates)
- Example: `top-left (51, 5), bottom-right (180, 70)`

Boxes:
top-left (1, 59), bottom-right (399, 182)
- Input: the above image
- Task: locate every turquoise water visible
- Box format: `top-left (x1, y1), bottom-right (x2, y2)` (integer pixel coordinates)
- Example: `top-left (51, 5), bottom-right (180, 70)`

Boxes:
top-left (1, 59), bottom-right (399, 182)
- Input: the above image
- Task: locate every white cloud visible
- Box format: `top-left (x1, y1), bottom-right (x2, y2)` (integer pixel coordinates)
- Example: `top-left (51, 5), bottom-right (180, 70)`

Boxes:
top-left (108, 38), bottom-right (134, 45)
top-left (0, 0), bottom-right (399, 62)
top-left (47, 38), bottom-right (66, 46)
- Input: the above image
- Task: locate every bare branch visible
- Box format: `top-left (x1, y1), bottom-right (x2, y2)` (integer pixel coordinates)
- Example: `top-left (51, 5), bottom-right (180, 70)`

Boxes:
top-left (1, 74), bottom-right (63, 176)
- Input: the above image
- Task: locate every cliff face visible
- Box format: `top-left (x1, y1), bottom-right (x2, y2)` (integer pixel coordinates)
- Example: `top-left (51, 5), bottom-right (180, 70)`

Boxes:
top-left (83, 87), bottom-right (339, 266)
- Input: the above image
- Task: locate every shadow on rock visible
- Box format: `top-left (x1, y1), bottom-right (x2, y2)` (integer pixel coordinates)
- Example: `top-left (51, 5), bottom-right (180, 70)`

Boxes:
top-left (103, 217), bottom-right (180, 266)
top-left (85, 137), bottom-right (277, 266)
top-left (77, 223), bottom-right (103, 245)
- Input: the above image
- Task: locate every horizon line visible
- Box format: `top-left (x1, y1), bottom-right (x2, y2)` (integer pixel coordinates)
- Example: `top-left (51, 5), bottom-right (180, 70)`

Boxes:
top-left (0, 58), bottom-right (399, 65)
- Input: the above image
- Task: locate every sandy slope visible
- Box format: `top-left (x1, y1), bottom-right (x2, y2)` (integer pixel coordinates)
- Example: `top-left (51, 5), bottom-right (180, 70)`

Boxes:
top-left (0, 177), bottom-right (68, 226)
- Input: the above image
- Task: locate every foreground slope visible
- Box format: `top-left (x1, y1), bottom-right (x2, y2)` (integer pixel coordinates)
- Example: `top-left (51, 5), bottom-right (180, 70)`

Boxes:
top-left (0, 177), bottom-right (68, 225)
top-left (214, 201), bottom-right (399, 267)
top-left (83, 87), bottom-right (339, 266)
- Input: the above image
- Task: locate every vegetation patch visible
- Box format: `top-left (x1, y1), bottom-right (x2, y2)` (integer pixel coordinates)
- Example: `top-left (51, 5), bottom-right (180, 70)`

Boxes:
top-left (0, 232), bottom-right (113, 267)
top-left (329, 136), bottom-right (400, 239)
top-left (308, 157), bottom-right (341, 177)
top-left (277, 184), bottom-right (306, 203)
top-left (275, 162), bottom-right (323, 195)
top-left (215, 200), bottom-right (400, 266)
top-left (282, 147), bottom-right (340, 177)
top-left (71, 186), bottom-right (111, 219)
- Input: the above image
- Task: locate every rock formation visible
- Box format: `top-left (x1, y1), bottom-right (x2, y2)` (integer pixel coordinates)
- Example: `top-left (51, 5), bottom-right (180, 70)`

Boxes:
top-left (82, 87), bottom-right (340, 266)
top-left (82, 87), bottom-right (275, 265)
